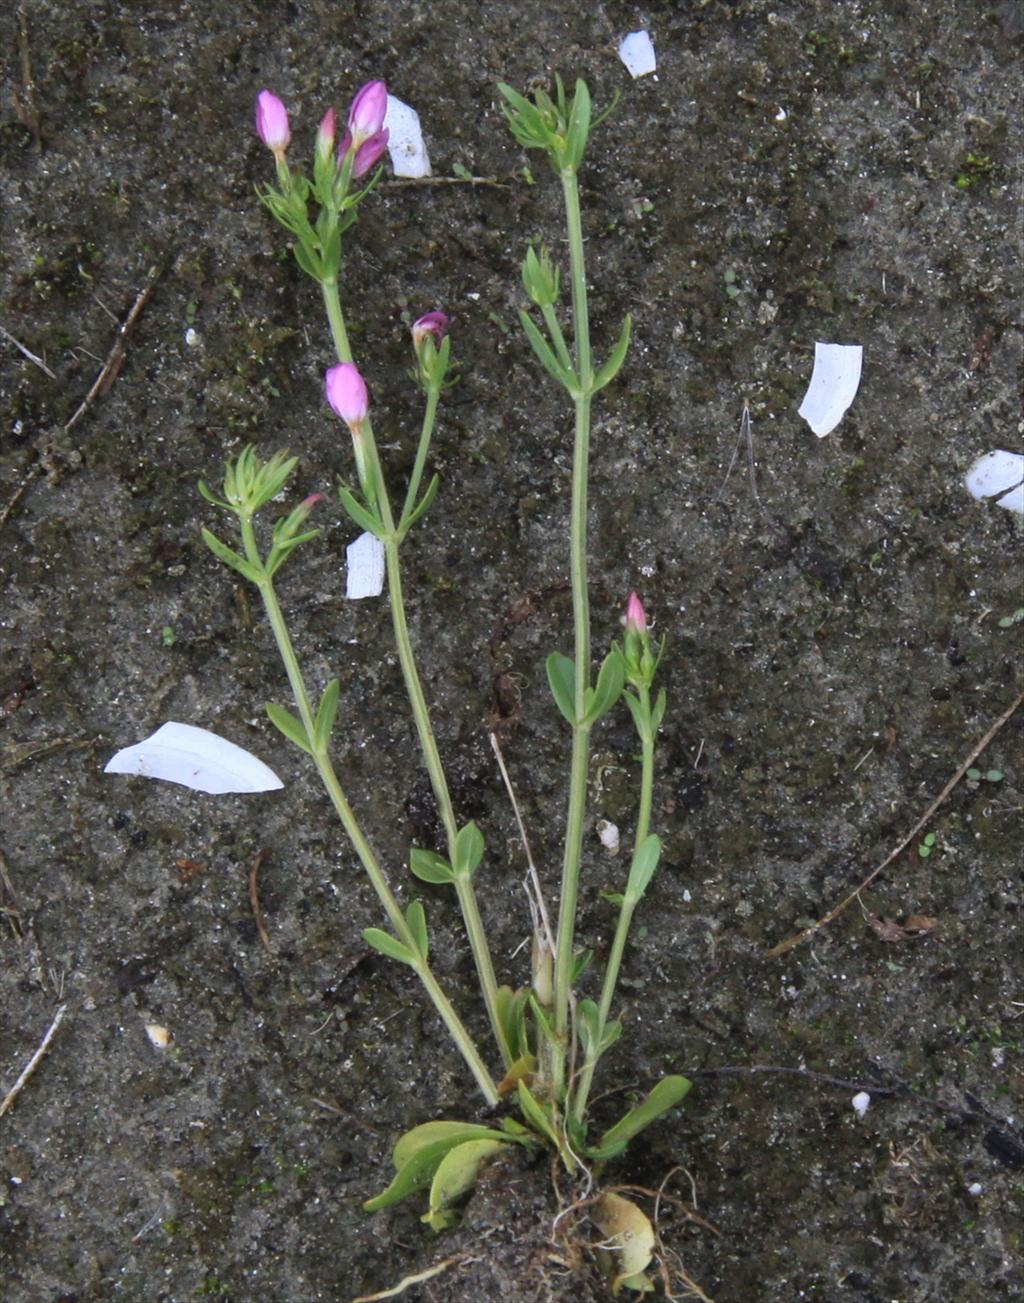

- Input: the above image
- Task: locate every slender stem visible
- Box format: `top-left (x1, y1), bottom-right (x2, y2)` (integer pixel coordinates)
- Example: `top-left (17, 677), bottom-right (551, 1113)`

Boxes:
top-left (541, 302), bottom-right (574, 376)
top-left (239, 516), bottom-right (499, 1103)
top-left (550, 167), bottom-right (595, 1099)
top-left (572, 683), bottom-right (656, 1120)
top-left (400, 385), bottom-right (440, 528)
top-left (320, 278), bottom-right (511, 1067)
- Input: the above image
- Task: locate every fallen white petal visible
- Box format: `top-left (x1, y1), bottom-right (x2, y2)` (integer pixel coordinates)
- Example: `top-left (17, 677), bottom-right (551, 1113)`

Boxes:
top-left (851, 1090), bottom-right (871, 1119)
top-left (346, 531), bottom-right (386, 598)
top-left (384, 95), bottom-right (431, 178)
top-left (145, 1024), bottom-right (172, 1048)
top-left (798, 342), bottom-right (863, 437)
top-left (619, 30), bottom-right (657, 78)
top-left (104, 722), bottom-right (283, 794)
top-left (965, 450), bottom-right (1024, 514)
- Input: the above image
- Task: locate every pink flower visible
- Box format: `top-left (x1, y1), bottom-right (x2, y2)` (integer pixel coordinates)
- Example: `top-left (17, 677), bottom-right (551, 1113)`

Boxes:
top-left (316, 108), bottom-right (337, 163)
top-left (412, 312), bottom-right (450, 347)
top-left (339, 81), bottom-right (390, 177)
top-left (346, 80), bottom-right (388, 144)
top-left (350, 129), bottom-right (389, 177)
top-left (625, 591), bottom-right (647, 634)
top-left (325, 363), bottom-right (369, 428)
top-left (255, 90), bottom-right (290, 154)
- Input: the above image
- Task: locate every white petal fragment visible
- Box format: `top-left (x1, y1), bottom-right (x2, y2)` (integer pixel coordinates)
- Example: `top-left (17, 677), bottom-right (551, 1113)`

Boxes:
top-left (851, 1091), bottom-right (871, 1119)
top-left (384, 95), bottom-right (431, 178)
top-left (346, 530), bottom-right (386, 599)
top-left (104, 722), bottom-right (283, 794)
top-left (965, 450), bottom-right (1024, 514)
top-left (597, 819), bottom-right (621, 853)
top-left (619, 30), bottom-right (657, 78)
top-left (798, 342), bottom-right (863, 437)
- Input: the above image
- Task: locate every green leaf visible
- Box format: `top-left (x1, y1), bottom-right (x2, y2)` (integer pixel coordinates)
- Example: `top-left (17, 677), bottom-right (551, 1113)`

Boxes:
top-left (401, 473), bottom-right (441, 534)
top-left (404, 899), bottom-right (428, 960)
top-left (362, 927), bottom-right (416, 967)
top-left (201, 529), bottom-right (263, 583)
top-left (577, 997), bottom-right (601, 1058)
top-left (198, 479), bottom-right (230, 511)
top-left (338, 484), bottom-right (385, 538)
top-left (564, 78), bottom-right (592, 171)
top-left (393, 1121), bottom-right (512, 1172)
top-left (409, 848), bottom-right (455, 885)
top-left (546, 651), bottom-right (576, 725)
top-left (265, 530), bottom-right (320, 578)
top-left (625, 835), bottom-right (662, 904)
top-left (517, 310), bottom-right (577, 392)
top-left (452, 821), bottom-right (485, 879)
top-left (582, 649), bottom-right (625, 726)
top-left (265, 702), bottom-right (312, 754)
top-left (589, 1075), bottom-right (691, 1160)
top-left (570, 948), bottom-right (593, 983)
top-left (292, 239), bottom-right (324, 283)
top-left (313, 679), bottom-right (340, 751)
top-left (592, 314), bottom-right (632, 392)
top-left (423, 1138), bottom-right (509, 1232)
top-left (516, 1081), bottom-right (561, 1149)
top-left (365, 1137), bottom-right (468, 1212)
top-left (650, 687), bottom-right (667, 732)
top-left (495, 985), bottom-right (531, 1061)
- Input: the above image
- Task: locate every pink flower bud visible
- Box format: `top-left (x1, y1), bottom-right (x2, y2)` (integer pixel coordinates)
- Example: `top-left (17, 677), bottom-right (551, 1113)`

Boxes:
top-left (351, 128), bottom-right (390, 178)
top-left (325, 363), bottom-right (369, 428)
top-left (412, 311), bottom-right (450, 347)
top-left (625, 591), bottom-right (647, 634)
top-left (316, 108), bottom-right (336, 163)
top-left (346, 80), bottom-right (388, 145)
top-left (301, 492), bottom-right (326, 512)
top-left (255, 90), bottom-right (290, 154)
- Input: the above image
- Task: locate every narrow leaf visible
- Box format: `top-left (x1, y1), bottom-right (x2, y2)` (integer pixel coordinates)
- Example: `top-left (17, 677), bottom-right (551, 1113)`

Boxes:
top-left (591, 1074), bottom-right (691, 1160)
top-left (650, 686), bottom-right (667, 732)
top-left (393, 1121), bottom-right (513, 1172)
top-left (625, 834), bottom-right (662, 903)
top-left (592, 313), bottom-right (633, 392)
top-left (517, 310), bottom-right (577, 392)
top-left (582, 648), bottom-right (625, 726)
top-left (546, 651), bottom-right (576, 725)
top-left (338, 484), bottom-right (385, 538)
top-left (452, 821), bottom-right (485, 878)
top-left (313, 679), bottom-right (340, 751)
top-left (201, 528), bottom-right (263, 583)
top-left (405, 899), bottom-right (428, 960)
top-left (409, 848), bottom-right (455, 885)
top-left (362, 927), bottom-right (416, 966)
top-left (265, 703), bottom-right (313, 755)
top-left (402, 473), bottom-right (441, 533)
top-left (516, 1081), bottom-right (561, 1149)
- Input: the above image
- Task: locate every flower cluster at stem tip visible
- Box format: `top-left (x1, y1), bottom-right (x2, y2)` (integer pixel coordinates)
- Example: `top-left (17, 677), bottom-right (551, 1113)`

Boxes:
top-left (254, 81), bottom-right (389, 180)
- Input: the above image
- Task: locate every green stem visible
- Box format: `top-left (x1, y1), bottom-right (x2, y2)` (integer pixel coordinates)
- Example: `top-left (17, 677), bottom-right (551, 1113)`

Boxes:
top-left (572, 683), bottom-right (655, 1121)
top-left (320, 279), bottom-right (511, 1068)
top-left (400, 385), bottom-right (440, 529)
top-left (550, 167), bottom-right (595, 1100)
top-left (239, 516), bottom-right (499, 1103)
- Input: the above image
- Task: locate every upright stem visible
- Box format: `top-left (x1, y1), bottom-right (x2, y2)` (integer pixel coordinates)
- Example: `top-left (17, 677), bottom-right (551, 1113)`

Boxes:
top-left (239, 516), bottom-right (499, 1103)
top-left (319, 277), bottom-right (511, 1067)
top-left (550, 168), bottom-right (594, 1099)
top-left (572, 682), bottom-right (655, 1120)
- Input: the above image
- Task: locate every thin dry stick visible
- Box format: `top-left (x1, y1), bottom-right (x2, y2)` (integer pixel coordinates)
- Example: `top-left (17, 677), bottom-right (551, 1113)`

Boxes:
top-left (248, 848), bottom-right (274, 956)
top-left (0, 1003), bottom-right (68, 1120)
top-left (349, 1256), bottom-right (471, 1303)
top-left (767, 682), bottom-right (1024, 958)
top-left (489, 731), bottom-right (555, 954)
top-left (14, 1), bottom-right (41, 149)
top-left (0, 324), bottom-right (56, 378)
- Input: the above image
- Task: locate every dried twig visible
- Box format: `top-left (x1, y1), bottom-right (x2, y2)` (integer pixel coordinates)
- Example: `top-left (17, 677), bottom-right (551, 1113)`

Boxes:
top-left (766, 683), bottom-right (1024, 958)
top-left (349, 1256), bottom-right (471, 1302)
top-left (0, 323), bottom-right (56, 378)
top-left (0, 1003), bottom-right (68, 1120)
top-left (381, 173), bottom-right (511, 191)
top-left (248, 848), bottom-right (274, 956)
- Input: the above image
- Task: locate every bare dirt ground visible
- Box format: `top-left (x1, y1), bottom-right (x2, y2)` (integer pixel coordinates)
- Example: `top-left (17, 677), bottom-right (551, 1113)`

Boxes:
top-left (1, 2), bottom-right (1021, 1299)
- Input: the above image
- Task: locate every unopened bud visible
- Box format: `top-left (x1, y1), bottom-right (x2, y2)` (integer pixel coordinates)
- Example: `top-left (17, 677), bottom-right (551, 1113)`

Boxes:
top-left (325, 363), bottom-right (369, 429)
top-left (255, 90), bottom-right (290, 156)
top-left (625, 591), bottom-right (647, 634)
top-left (345, 80), bottom-right (388, 145)
top-left (316, 108), bottom-right (337, 164)
top-left (411, 311), bottom-right (450, 348)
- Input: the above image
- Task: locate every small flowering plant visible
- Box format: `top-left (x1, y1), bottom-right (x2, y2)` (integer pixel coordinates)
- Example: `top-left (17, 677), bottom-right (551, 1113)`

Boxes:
top-left (199, 76), bottom-right (688, 1272)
